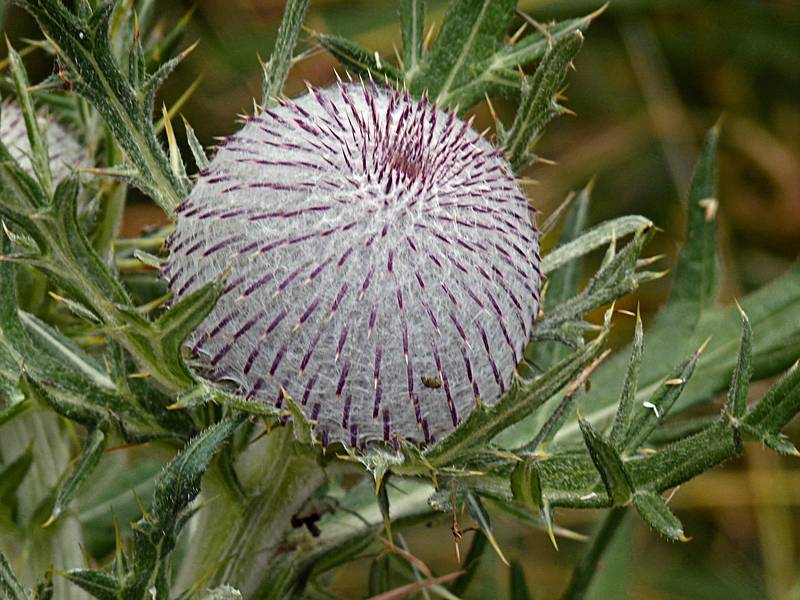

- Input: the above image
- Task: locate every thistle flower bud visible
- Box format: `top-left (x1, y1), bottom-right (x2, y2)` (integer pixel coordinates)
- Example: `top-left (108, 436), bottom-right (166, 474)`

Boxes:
top-left (166, 82), bottom-right (541, 447)
top-left (0, 100), bottom-right (87, 180)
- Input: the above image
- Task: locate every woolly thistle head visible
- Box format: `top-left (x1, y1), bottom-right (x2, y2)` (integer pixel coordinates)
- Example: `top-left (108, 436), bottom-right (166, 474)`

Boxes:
top-left (1, 100), bottom-right (87, 180)
top-left (165, 82), bottom-right (542, 448)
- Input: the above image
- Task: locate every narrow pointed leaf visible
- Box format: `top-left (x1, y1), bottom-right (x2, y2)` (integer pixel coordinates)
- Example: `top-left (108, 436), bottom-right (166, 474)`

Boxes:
top-left (0, 550), bottom-right (27, 600)
top-left (632, 491), bottom-right (685, 541)
top-left (182, 115), bottom-right (209, 170)
top-left (411, 0), bottom-right (516, 105)
top-left (46, 425), bottom-right (106, 525)
top-left (744, 360), bottom-right (800, 434)
top-left (541, 215), bottom-right (652, 275)
top-left (63, 569), bottom-right (118, 600)
top-left (510, 458), bottom-right (544, 510)
top-left (317, 33), bottom-right (401, 84)
top-left (465, 491), bottom-right (509, 566)
top-left (151, 414), bottom-right (247, 523)
top-left (623, 346), bottom-right (703, 453)
top-left (261, 0), bottom-right (310, 105)
top-left (400, 0), bottom-right (425, 80)
top-left (610, 311), bottom-right (644, 449)
top-left (724, 307), bottom-right (753, 418)
top-left (578, 416), bottom-right (632, 505)
top-left (502, 31), bottom-right (583, 170)
top-left (7, 41), bottom-right (52, 195)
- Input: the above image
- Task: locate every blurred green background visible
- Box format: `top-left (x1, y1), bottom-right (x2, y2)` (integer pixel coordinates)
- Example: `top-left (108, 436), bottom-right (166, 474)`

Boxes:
top-left (5, 0), bottom-right (800, 598)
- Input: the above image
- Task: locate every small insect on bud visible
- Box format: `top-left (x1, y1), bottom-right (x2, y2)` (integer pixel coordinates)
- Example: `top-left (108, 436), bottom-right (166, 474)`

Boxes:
top-left (0, 100), bottom-right (87, 180)
top-left (166, 81), bottom-right (542, 448)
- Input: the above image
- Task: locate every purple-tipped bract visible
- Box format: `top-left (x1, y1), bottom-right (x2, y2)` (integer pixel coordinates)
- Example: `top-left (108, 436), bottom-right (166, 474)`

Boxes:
top-left (165, 82), bottom-right (542, 447)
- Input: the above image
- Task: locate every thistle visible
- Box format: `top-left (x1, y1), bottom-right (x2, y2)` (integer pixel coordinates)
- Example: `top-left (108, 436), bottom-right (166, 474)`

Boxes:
top-left (0, 99), bottom-right (86, 179)
top-left (165, 81), bottom-right (542, 447)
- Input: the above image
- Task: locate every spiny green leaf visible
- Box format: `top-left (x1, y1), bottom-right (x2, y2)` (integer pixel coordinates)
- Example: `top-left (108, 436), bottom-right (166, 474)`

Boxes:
top-left (400, 0), bottom-right (425, 81)
top-left (7, 40), bottom-right (52, 195)
top-left (623, 342), bottom-right (705, 453)
top-left (724, 305), bottom-right (753, 418)
top-left (261, 0), bottom-right (309, 105)
top-left (668, 125), bottom-right (720, 314)
top-left (182, 114), bottom-right (208, 170)
top-left (62, 569), bottom-right (118, 600)
top-left (632, 491), bottom-right (685, 541)
top-left (541, 215), bottom-right (653, 275)
top-left (527, 184), bottom-right (591, 373)
top-left (316, 33), bottom-right (402, 85)
top-left (54, 173), bottom-right (131, 305)
top-left (151, 414), bottom-right (247, 523)
top-left (434, 8), bottom-right (601, 111)
top-left (16, 0), bottom-right (185, 214)
top-left (411, 0), bottom-right (516, 106)
top-left (510, 458), bottom-right (543, 511)
top-left (427, 328), bottom-right (607, 466)
top-left (0, 549), bottom-right (27, 600)
top-left (465, 490), bottom-right (508, 566)
top-left (154, 277), bottom-right (224, 381)
top-left (744, 359), bottom-right (800, 435)
top-left (609, 310), bottom-right (644, 450)
top-left (45, 424), bottom-right (106, 526)
top-left (578, 416), bottom-right (632, 505)
top-left (501, 31), bottom-right (583, 170)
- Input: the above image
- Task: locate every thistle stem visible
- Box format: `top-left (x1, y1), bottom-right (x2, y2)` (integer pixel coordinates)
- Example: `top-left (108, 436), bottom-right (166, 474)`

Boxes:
top-left (174, 427), bottom-right (325, 597)
top-left (560, 507), bottom-right (628, 600)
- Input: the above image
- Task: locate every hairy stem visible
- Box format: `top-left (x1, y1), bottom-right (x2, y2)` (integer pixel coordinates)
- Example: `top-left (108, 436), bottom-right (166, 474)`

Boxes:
top-left (560, 508), bottom-right (628, 600)
top-left (175, 427), bottom-right (325, 597)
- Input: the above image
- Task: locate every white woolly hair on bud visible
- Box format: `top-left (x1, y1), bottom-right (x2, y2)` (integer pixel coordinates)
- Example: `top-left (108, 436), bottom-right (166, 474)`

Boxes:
top-left (0, 99), bottom-right (87, 180)
top-left (165, 81), bottom-right (542, 448)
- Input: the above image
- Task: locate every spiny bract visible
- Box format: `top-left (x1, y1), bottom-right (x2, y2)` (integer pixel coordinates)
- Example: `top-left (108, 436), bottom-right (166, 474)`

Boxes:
top-left (165, 82), bottom-right (541, 447)
top-left (0, 100), bottom-right (87, 180)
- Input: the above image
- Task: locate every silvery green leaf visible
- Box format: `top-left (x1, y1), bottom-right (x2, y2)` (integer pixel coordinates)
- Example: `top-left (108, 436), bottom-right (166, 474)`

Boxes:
top-left (16, 0), bottom-right (186, 214)
top-left (542, 216), bottom-right (653, 276)
top-left (400, 0), bottom-right (425, 82)
top-left (261, 0), bottom-right (310, 105)
top-left (410, 0), bottom-right (516, 106)
top-left (7, 41), bottom-right (52, 195)
top-left (182, 115), bottom-right (208, 170)
top-left (500, 31), bottom-right (583, 170)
